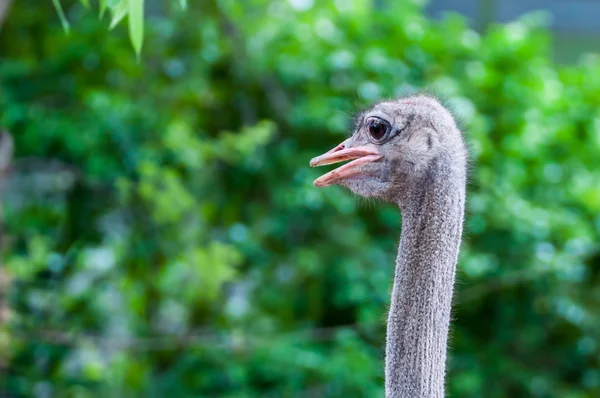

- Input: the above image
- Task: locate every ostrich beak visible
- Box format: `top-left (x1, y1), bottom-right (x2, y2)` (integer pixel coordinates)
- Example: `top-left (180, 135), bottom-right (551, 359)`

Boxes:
top-left (309, 142), bottom-right (382, 187)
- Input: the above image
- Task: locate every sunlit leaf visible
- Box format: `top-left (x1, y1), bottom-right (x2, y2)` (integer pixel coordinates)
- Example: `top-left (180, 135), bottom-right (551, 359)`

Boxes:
top-left (52, 0), bottom-right (70, 33)
top-left (128, 0), bottom-right (144, 58)
top-left (99, 0), bottom-right (108, 17)
top-left (109, 1), bottom-right (128, 30)
top-left (80, 0), bottom-right (90, 8)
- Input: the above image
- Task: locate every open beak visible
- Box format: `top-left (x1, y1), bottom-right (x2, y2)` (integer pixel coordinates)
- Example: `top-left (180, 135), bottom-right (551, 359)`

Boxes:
top-left (309, 141), bottom-right (382, 187)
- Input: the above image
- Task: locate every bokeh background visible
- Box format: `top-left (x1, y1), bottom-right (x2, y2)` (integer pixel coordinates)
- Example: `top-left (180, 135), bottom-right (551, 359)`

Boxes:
top-left (1, 0), bottom-right (600, 397)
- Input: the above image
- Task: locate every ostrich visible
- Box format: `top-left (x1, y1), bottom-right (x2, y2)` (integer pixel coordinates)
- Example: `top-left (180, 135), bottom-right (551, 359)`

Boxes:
top-left (310, 96), bottom-right (467, 398)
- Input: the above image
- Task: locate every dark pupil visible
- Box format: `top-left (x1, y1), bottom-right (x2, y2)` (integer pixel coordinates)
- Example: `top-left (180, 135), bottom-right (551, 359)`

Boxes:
top-left (369, 120), bottom-right (387, 141)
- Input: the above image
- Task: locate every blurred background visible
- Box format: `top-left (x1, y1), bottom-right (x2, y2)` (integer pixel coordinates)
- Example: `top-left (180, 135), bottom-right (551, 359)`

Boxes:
top-left (428, 0), bottom-right (600, 64)
top-left (1, 0), bottom-right (599, 397)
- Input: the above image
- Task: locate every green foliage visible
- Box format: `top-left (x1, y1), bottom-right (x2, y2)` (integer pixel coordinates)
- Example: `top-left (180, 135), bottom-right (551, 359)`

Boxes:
top-left (53, 0), bottom-right (185, 55)
top-left (1, 0), bottom-right (600, 397)
top-left (52, 0), bottom-right (71, 33)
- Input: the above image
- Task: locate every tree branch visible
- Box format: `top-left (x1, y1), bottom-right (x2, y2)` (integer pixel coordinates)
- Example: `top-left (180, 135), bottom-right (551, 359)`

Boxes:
top-left (0, 0), bottom-right (12, 29)
top-left (0, 132), bottom-right (13, 329)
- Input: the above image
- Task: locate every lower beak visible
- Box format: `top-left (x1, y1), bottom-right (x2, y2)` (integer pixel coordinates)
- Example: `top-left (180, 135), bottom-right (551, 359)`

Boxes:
top-left (309, 141), bottom-right (382, 187)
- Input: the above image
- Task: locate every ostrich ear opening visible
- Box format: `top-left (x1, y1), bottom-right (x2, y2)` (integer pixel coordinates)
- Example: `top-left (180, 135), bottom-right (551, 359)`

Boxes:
top-left (309, 142), bottom-right (382, 187)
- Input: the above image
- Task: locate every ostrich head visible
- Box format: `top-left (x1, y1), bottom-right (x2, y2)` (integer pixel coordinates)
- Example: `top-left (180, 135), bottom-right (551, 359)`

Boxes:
top-left (310, 95), bottom-right (467, 206)
top-left (310, 95), bottom-right (468, 397)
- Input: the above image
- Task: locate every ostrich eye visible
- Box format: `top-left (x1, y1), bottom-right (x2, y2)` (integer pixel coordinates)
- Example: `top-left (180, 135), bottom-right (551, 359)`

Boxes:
top-left (366, 117), bottom-right (391, 143)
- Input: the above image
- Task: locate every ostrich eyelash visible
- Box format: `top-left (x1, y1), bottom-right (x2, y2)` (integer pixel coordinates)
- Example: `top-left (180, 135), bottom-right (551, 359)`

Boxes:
top-left (349, 112), bottom-right (365, 137)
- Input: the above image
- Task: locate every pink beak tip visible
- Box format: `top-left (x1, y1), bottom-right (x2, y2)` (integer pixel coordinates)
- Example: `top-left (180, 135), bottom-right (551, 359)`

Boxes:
top-left (310, 143), bottom-right (381, 187)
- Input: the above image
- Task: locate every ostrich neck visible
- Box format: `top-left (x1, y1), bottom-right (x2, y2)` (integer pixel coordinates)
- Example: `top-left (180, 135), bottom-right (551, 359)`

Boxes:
top-left (385, 160), bottom-right (466, 398)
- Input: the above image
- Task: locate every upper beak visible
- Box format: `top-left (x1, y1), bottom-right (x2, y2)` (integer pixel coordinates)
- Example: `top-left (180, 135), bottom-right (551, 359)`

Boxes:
top-left (309, 141), bottom-right (382, 187)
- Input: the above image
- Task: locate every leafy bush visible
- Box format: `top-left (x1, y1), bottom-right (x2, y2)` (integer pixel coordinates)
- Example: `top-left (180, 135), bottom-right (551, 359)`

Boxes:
top-left (1, 1), bottom-right (599, 397)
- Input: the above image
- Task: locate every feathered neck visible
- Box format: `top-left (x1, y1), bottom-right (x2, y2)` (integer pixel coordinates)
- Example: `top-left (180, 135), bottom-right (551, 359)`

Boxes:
top-left (385, 155), bottom-right (466, 398)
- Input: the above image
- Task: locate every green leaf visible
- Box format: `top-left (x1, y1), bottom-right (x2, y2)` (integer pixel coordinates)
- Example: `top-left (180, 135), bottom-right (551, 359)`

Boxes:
top-left (109, 1), bottom-right (128, 30)
top-left (104, 0), bottom-right (123, 19)
top-left (99, 0), bottom-right (108, 17)
top-left (180, 0), bottom-right (187, 10)
top-left (52, 0), bottom-right (70, 33)
top-left (80, 0), bottom-right (90, 8)
top-left (128, 0), bottom-right (144, 58)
